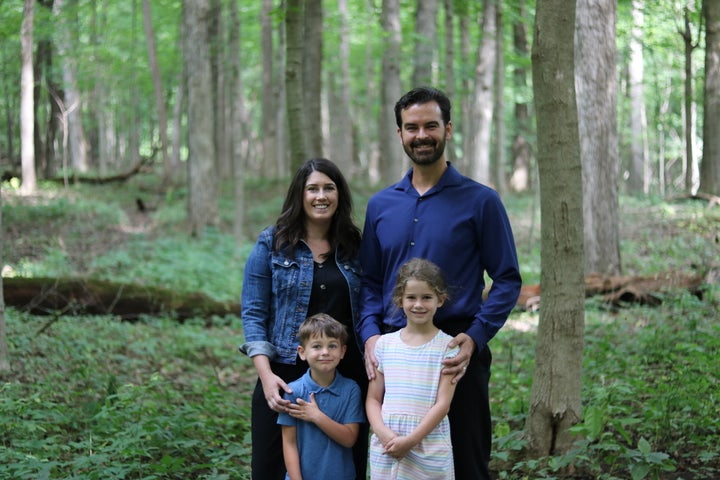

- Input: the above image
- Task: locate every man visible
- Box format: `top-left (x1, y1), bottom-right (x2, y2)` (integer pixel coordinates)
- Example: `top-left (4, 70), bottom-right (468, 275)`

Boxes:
top-left (357, 86), bottom-right (522, 479)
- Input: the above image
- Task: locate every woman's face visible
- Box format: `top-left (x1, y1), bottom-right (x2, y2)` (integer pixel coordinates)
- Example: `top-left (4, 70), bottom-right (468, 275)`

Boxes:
top-left (303, 171), bottom-right (339, 225)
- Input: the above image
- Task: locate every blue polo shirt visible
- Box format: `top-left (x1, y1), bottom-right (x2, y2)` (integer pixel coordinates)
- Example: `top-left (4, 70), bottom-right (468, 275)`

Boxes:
top-left (358, 163), bottom-right (522, 350)
top-left (277, 369), bottom-right (365, 480)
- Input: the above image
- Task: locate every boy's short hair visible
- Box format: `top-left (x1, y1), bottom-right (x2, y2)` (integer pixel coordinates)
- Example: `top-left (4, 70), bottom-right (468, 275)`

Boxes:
top-left (298, 313), bottom-right (348, 346)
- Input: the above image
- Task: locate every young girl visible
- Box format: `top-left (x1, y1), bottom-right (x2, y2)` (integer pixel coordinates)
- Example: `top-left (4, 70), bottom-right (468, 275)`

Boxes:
top-left (366, 258), bottom-right (459, 480)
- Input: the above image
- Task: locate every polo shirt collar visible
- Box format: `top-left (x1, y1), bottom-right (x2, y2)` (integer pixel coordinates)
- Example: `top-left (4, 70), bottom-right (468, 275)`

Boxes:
top-left (302, 369), bottom-right (342, 397)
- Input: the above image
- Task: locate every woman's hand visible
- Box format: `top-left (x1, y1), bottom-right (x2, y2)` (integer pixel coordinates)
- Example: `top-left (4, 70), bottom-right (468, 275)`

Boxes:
top-left (260, 372), bottom-right (292, 412)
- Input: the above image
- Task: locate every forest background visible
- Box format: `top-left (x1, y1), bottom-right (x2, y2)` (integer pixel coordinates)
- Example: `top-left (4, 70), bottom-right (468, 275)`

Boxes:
top-left (1, 0), bottom-right (719, 479)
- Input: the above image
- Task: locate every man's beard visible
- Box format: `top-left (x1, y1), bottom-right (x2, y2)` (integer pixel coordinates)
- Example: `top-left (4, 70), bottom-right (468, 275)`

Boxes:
top-left (403, 137), bottom-right (446, 166)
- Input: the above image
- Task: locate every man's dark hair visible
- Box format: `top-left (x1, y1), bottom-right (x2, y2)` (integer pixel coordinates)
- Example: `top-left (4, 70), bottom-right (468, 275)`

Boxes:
top-left (394, 87), bottom-right (452, 128)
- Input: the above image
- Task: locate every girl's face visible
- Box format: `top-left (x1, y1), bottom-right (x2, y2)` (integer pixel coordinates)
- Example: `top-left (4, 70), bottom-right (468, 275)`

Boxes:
top-left (401, 279), bottom-right (444, 327)
top-left (303, 171), bottom-right (339, 225)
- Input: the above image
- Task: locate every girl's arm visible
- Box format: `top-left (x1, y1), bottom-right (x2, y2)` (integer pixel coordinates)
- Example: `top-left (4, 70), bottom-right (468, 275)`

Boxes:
top-left (281, 425), bottom-right (303, 480)
top-left (288, 393), bottom-right (359, 448)
top-left (383, 373), bottom-right (457, 458)
top-left (365, 372), bottom-right (396, 446)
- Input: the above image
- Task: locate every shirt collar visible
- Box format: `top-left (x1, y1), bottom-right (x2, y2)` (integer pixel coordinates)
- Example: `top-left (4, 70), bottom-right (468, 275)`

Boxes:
top-left (396, 161), bottom-right (462, 194)
top-left (302, 369), bottom-right (342, 396)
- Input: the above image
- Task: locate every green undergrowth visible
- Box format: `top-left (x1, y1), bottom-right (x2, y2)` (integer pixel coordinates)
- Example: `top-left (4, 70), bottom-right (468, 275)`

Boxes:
top-left (491, 289), bottom-right (720, 479)
top-left (2, 176), bottom-right (719, 478)
top-left (1, 312), bottom-right (254, 479)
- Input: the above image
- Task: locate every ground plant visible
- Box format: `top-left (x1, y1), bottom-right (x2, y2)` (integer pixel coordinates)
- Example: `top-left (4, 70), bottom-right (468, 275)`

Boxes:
top-left (1, 176), bottom-right (718, 479)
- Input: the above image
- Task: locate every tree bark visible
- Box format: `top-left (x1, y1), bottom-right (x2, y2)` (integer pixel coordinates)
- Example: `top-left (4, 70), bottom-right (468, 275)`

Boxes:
top-left (509, 0), bottom-right (532, 193)
top-left (700, 0), bottom-right (720, 195)
top-left (526, 0), bottom-right (585, 457)
top-left (142, 0), bottom-right (171, 182)
top-left (468, 0), bottom-right (496, 185)
top-left (183, 0), bottom-right (219, 235)
top-left (575, 0), bottom-right (621, 276)
top-left (303, 0), bottom-right (323, 158)
top-left (2, 277), bottom-right (239, 321)
top-left (379, 0), bottom-right (404, 183)
top-left (286, 0), bottom-right (307, 171)
top-left (327, 0), bottom-right (355, 178)
top-left (20, 0), bottom-right (36, 195)
top-left (627, 0), bottom-right (648, 195)
top-left (54, 0), bottom-right (89, 174)
top-left (443, 0), bottom-right (456, 165)
top-left (0, 179), bottom-right (9, 373)
top-left (229, 0), bottom-right (247, 243)
top-left (261, 0), bottom-right (279, 178)
top-left (412, 0), bottom-right (438, 87)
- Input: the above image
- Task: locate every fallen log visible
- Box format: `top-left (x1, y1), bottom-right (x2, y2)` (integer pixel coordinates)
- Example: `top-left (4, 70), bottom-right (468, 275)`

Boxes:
top-left (3, 277), bottom-right (240, 320)
top-left (513, 270), bottom-right (708, 310)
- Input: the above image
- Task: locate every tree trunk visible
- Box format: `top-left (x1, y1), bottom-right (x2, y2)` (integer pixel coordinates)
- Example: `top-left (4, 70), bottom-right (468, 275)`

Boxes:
top-left (261, 0), bottom-right (279, 178)
top-left (142, 0), bottom-right (171, 182)
top-left (303, 0), bottom-right (323, 158)
top-left (493, 2), bottom-right (507, 195)
top-left (20, 0), bottom-right (36, 195)
top-left (682, 5), bottom-right (700, 194)
top-left (229, 0), bottom-right (247, 243)
top-left (379, 0), bottom-right (404, 183)
top-left (286, 0), bottom-right (307, 171)
top-left (54, 0), bottom-right (89, 174)
top-left (412, 0), bottom-right (438, 87)
top-left (0, 179), bottom-right (9, 373)
top-left (183, 0), bottom-right (219, 235)
top-left (526, 0), bottom-right (585, 457)
top-left (327, 0), bottom-right (354, 178)
top-left (468, 0), bottom-right (496, 185)
top-left (509, 0), bottom-right (532, 193)
top-left (443, 0), bottom-right (456, 165)
top-left (700, 0), bottom-right (720, 195)
top-left (627, 0), bottom-right (648, 195)
top-left (575, 0), bottom-right (621, 276)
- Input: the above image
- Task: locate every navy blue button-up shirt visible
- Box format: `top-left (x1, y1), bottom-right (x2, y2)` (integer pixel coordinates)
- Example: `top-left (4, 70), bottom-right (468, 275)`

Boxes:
top-left (358, 163), bottom-right (522, 350)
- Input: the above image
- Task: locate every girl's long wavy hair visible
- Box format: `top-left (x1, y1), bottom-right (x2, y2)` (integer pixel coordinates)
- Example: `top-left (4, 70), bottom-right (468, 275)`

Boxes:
top-left (273, 158), bottom-right (361, 260)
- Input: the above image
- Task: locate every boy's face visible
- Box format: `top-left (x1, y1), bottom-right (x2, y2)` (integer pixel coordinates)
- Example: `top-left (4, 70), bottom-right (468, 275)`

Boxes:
top-left (297, 334), bottom-right (346, 375)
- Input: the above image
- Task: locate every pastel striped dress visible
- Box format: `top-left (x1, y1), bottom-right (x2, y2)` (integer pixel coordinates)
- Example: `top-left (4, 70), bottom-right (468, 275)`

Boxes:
top-left (369, 329), bottom-right (458, 480)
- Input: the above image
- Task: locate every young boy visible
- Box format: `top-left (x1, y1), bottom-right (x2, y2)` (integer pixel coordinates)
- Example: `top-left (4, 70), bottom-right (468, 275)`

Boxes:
top-left (277, 313), bottom-right (365, 480)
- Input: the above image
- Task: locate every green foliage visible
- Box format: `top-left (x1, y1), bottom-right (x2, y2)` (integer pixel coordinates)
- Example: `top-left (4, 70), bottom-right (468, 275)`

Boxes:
top-left (491, 290), bottom-right (720, 479)
top-left (3, 178), bottom-right (718, 479)
top-left (1, 312), bottom-right (253, 479)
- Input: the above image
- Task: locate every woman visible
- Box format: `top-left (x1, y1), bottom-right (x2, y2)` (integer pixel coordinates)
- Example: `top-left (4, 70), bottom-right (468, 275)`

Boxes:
top-left (240, 158), bottom-right (368, 480)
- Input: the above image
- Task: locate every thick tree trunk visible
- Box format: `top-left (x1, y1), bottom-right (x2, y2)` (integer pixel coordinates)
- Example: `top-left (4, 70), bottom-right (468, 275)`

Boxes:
top-left (526, 0), bottom-right (585, 457)
top-left (700, 0), bottom-right (720, 195)
top-left (303, 0), bottom-right (323, 158)
top-left (469, 0), bottom-right (496, 185)
top-left (229, 0), bottom-right (247, 243)
top-left (575, 0), bottom-right (621, 276)
top-left (261, 0), bottom-right (279, 178)
top-left (327, 0), bottom-right (355, 178)
top-left (412, 0), bottom-right (438, 87)
top-left (286, 0), bottom-right (307, 171)
top-left (443, 0), bottom-right (456, 165)
top-left (183, 0), bottom-right (219, 235)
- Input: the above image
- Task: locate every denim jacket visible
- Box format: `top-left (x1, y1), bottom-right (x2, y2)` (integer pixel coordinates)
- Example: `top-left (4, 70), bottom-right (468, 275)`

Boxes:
top-left (239, 226), bottom-right (362, 364)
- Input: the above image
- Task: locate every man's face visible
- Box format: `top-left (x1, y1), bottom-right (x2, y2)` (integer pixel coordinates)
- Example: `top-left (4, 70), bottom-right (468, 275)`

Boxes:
top-left (398, 102), bottom-right (452, 166)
